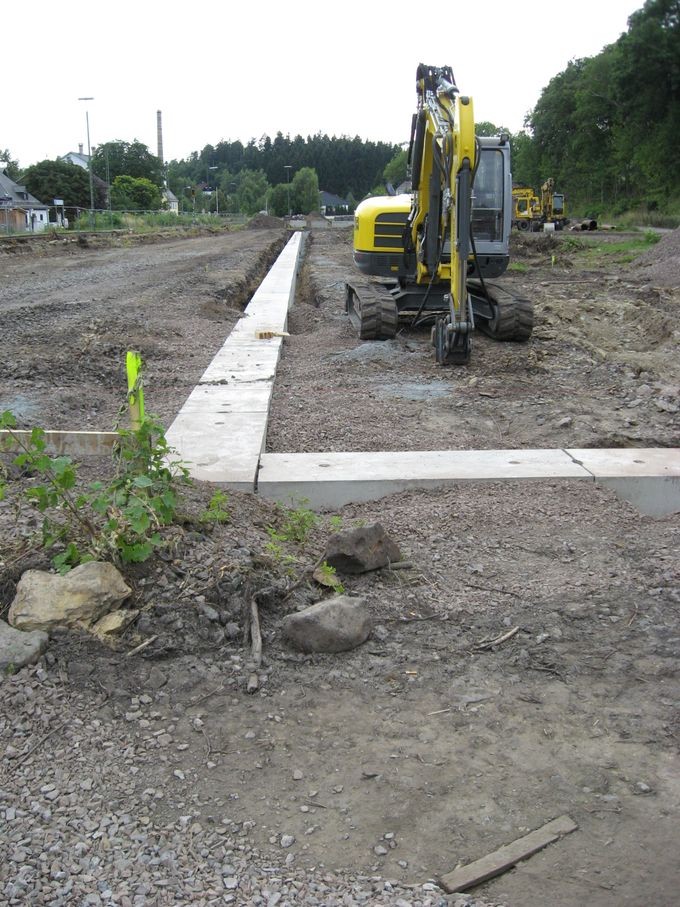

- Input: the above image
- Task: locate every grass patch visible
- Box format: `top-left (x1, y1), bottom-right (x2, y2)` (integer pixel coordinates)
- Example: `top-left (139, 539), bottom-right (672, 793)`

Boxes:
top-left (565, 231), bottom-right (660, 267)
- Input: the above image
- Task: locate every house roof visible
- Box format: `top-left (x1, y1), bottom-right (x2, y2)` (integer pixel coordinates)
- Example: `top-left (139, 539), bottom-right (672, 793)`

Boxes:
top-left (319, 190), bottom-right (349, 207)
top-left (59, 151), bottom-right (90, 169)
top-left (164, 188), bottom-right (178, 202)
top-left (0, 171), bottom-right (49, 208)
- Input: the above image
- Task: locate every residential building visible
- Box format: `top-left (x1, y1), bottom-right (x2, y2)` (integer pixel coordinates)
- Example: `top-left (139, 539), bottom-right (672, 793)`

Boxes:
top-left (0, 170), bottom-right (50, 234)
top-left (59, 144), bottom-right (90, 170)
top-left (319, 190), bottom-right (351, 215)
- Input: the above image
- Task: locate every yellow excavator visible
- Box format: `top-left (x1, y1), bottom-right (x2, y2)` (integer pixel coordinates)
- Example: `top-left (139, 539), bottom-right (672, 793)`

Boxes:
top-left (346, 63), bottom-right (532, 364)
top-left (511, 178), bottom-right (569, 231)
top-left (512, 184), bottom-right (542, 231)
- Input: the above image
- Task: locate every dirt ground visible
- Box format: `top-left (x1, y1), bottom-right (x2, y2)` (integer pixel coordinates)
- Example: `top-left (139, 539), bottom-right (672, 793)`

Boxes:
top-left (1, 223), bottom-right (679, 906)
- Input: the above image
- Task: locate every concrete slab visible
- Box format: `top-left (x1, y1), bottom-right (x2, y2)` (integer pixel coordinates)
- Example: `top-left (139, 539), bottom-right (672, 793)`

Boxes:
top-left (165, 232), bottom-right (303, 487)
top-left (165, 410), bottom-right (268, 487)
top-left (567, 448), bottom-right (680, 516)
top-left (566, 448), bottom-right (680, 478)
top-left (199, 343), bottom-right (281, 384)
top-left (257, 449), bottom-right (591, 509)
top-left (179, 383), bottom-right (273, 414)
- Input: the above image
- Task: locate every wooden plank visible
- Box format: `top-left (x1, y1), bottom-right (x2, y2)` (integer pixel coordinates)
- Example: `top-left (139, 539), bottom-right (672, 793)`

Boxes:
top-left (0, 430), bottom-right (119, 457)
top-left (439, 814), bottom-right (578, 893)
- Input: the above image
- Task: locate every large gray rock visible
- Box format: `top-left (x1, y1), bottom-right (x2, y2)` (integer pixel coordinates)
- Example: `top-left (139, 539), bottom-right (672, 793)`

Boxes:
top-left (281, 595), bottom-right (372, 653)
top-left (0, 620), bottom-right (48, 673)
top-left (324, 523), bottom-right (401, 574)
top-left (8, 562), bottom-right (132, 632)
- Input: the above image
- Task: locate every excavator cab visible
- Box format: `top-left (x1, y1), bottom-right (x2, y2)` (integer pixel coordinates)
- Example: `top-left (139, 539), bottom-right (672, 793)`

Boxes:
top-left (469, 136), bottom-right (511, 278)
top-left (352, 138), bottom-right (511, 281)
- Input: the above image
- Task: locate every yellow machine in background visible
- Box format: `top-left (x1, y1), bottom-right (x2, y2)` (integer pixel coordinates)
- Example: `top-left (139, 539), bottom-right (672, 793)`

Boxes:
top-left (512, 178), bottom-right (568, 231)
top-left (512, 184), bottom-right (542, 231)
top-left (347, 63), bottom-right (532, 365)
top-left (540, 178), bottom-right (568, 229)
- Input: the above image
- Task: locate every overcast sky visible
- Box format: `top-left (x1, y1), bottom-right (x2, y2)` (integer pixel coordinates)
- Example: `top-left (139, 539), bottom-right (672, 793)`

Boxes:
top-left (8, 0), bottom-right (642, 169)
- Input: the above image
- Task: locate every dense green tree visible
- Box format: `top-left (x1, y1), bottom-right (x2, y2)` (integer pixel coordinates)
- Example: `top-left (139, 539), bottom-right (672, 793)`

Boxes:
top-left (21, 159), bottom-right (103, 209)
top-left (291, 167), bottom-right (319, 214)
top-left (268, 184), bottom-right (289, 217)
top-left (475, 121), bottom-right (509, 137)
top-left (510, 131), bottom-right (542, 190)
top-left (92, 140), bottom-right (164, 187)
top-left (233, 170), bottom-right (269, 215)
top-left (519, 0), bottom-right (680, 211)
top-left (110, 175), bottom-right (162, 211)
top-left (0, 148), bottom-right (20, 180)
top-left (383, 150), bottom-right (408, 189)
top-left (610, 0), bottom-right (680, 200)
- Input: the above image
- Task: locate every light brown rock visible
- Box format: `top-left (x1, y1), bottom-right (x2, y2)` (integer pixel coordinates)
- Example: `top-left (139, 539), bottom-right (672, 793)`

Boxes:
top-left (8, 562), bottom-right (132, 631)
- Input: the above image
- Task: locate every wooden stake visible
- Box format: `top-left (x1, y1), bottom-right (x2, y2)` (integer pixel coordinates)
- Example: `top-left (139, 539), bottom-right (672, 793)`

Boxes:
top-left (126, 350), bottom-right (145, 430)
top-left (439, 814), bottom-right (578, 893)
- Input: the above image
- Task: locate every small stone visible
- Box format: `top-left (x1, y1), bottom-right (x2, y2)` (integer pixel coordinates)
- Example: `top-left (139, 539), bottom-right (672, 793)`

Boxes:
top-left (280, 834), bottom-right (295, 848)
top-left (634, 781), bottom-right (653, 794)
top-left (374, 845), bottom-right (388, 856)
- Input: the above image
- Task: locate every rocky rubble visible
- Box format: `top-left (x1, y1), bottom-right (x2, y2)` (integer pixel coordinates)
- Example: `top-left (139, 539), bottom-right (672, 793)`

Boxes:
top-left (0, 664), bottom-right (504, 907)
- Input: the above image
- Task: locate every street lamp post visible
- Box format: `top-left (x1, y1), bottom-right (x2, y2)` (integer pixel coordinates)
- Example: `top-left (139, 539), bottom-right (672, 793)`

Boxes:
top-left (78, 97), bottom-right (95, 229)
top-left (284, 165), bottom-right (292, 217)
top-left (209, 165), bottom-right (219, 216)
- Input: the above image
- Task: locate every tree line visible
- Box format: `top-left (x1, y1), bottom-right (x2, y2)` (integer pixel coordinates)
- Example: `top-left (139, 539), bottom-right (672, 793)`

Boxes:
top-left (166, 132), bottom-right (399, 214)
top-left (4, 2), bottom-right (676, 221)
top-left (1, 133), bottom-right (398, 217)
top-left (511, 0), bottom-right (680, 216)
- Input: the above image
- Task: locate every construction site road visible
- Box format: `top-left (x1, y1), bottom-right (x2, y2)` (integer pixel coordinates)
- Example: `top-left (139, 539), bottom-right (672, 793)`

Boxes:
top-left (1, 222), bottom-right (679, 907)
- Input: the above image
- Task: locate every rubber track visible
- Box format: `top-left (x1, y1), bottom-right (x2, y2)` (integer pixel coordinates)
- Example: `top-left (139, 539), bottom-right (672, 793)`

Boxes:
top-left (346, 280), bottom-right (398, 340)
top-left (475, 283), bottom-right (534, 342)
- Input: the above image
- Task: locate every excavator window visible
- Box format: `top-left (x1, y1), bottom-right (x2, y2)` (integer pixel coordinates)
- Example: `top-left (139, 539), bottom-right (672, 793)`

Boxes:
top-left (471, 148), bottom-right (504, 242)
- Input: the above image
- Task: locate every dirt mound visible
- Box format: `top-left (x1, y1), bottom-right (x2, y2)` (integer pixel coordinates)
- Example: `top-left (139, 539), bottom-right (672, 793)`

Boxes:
top-left (628, 227), bottom-right (680, 286)
top-left (247, 213), bottom-right (286, 229)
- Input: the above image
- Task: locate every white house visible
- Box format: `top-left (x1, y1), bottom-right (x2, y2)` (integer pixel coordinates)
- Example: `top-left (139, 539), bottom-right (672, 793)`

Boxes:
top-left (59, 145), bottom-right (90, 170)
top-left (163, 187), bottom-right (179, 214)
top-left (0, 171), bottom-right (50, 233)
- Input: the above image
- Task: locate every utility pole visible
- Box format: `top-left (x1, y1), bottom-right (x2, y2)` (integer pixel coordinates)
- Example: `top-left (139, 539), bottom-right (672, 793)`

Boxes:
top-left (78, 97), bottom-right (95, 229)
top-left (209, 165), bottom-right (219, 216)
top-left (284, 165), bottom-right (292, 217)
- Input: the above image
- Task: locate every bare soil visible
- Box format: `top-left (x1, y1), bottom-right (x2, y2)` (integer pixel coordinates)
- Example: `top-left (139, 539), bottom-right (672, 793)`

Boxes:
top-left (1, 224), bottom-right (679, 906)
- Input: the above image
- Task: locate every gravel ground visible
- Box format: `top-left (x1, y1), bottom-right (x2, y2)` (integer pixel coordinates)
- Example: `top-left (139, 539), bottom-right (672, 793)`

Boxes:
top-left (1, 223), bottom-right (679, 906)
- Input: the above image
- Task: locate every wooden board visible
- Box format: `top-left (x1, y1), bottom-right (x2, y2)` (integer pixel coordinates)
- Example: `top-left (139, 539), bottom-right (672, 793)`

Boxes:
top-left (0, 430), bottom-right (119, 457)
top-left (439, 814), bottom-right (578, 893)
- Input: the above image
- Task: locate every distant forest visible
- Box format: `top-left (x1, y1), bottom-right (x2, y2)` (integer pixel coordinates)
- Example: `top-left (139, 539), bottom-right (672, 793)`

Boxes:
top-left (163, 0), bottom-right (677, 217)
top-left (168, 133), bottom-right (400, 206)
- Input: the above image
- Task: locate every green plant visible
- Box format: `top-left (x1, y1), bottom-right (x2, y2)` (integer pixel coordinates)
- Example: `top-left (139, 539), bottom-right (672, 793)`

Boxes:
top-left (200, 490), bottom-right (230, 524)
top-left (268, 498), bottom-right (318, 547)
top-left (316, 561), bottom-right (345, 594)
top-left (328, 514), bottom-right (343, 532)
top-left (0, 410), bottom-right (189, 572)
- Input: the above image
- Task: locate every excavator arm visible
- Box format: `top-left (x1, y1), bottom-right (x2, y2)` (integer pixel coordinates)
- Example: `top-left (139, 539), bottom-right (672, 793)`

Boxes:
top-left (407, 64), bottom-right (476, 347)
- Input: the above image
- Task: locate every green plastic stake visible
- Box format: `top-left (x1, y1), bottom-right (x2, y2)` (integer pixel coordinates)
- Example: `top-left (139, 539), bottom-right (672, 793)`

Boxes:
top-left (126, 351), bottom-right (145, 430)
